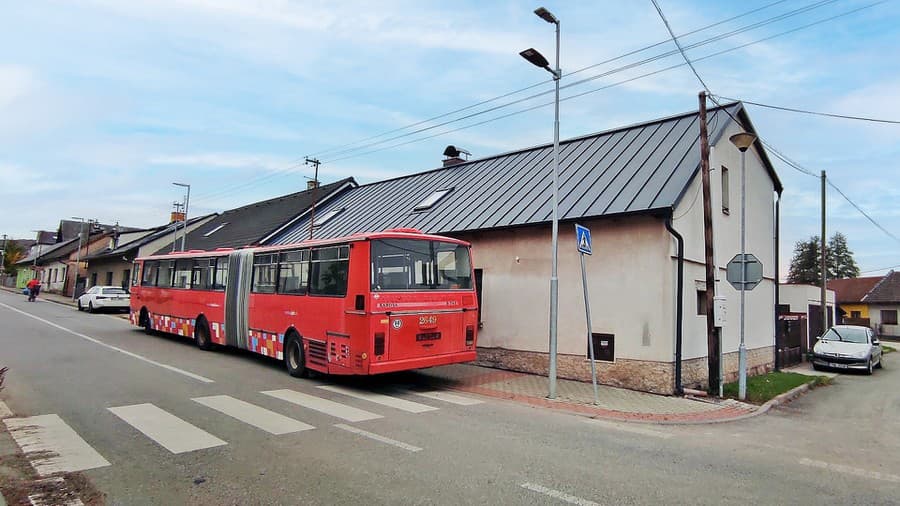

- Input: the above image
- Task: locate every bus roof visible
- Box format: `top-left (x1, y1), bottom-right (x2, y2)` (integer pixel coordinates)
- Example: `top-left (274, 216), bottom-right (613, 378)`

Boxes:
top-left (135, 229), bottom-right (470, 261)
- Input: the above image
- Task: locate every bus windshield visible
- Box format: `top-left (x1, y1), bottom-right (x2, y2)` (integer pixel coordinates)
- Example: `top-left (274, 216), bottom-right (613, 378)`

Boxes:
top-left (371, 239), bottom-right (472, 291)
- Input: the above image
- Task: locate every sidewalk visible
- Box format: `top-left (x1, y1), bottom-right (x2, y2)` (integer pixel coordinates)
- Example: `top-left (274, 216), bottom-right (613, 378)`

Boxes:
top-left (414, 364), bottom-right (761, 424)
top-left (0, 286), bottom-right (128, 318)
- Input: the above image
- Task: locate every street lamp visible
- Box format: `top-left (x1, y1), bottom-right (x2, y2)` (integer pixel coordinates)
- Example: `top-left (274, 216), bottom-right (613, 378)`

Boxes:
top-left (729, 131), bottom-right (756, 401)
top-left (173, 182), bottom-right (191, 252)
top-left (521, 6), bottom-right (561, 399)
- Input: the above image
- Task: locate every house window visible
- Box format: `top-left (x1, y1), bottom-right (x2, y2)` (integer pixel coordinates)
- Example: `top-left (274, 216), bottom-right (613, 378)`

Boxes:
top-left (881, 310), bottom-right (898, 325)
top-left (474, 268), bottom-right (483, 326)
top-left (721, 166), bottom-right (730, 214)
top-left (313, 208), bottom-right (344, 227)
top-left (851, 311), bottom-right (861, 319)
top-left (105, 272), bottom-right (113, 286)
top-left (90, 272), bottom-right (98, 287)
top-left (122, 269), bottom-right (130, 289)
top-left (696, 289), bottom-right (707, 316)
top-left (203, 223), bottom-right (227, 237)
top-left (414, 188), bottom-right (453, 211)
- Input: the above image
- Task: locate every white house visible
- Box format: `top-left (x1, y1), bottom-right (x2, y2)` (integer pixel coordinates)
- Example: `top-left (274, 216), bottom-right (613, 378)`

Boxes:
top-left (268, 102), bottom-right (782, 394)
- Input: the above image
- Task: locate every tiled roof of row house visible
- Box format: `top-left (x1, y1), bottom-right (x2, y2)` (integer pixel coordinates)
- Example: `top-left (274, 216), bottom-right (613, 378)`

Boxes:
top-left (827, 276), bottom-right (883, 303)
top-left (153, 177), bottom-right (356, 255)
top-left (271, 102), bottom-right (781, 244)
top-left (16, 237), bottom-right (80, 265)
top-left (86, 214), bottom-right (216, 261)
top-left (863, 271), bottom-right (900, 303)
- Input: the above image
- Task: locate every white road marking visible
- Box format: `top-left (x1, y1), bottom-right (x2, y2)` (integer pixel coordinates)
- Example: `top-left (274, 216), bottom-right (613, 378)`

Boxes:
top-left (520, 483), bottom-right (601, 506)
top-left (317, 385), bottom-right (438, 413)
top-left (584, 419), bottom-right (673, 439)
top-left (407, 389), bottom-right (484, 406)
top-left (333, 423), bottom-right (422, 452)
top-left (0, 400), bottom-right (13, 418)
top-left (0, 302), bottom-right (214, 383)
top-left (4, 414), bottom-right (111, 476)
top-left (262, 389), bottom-right (382, 422)
top-left (799, 457), bottom-right (900, 483)
top-left (108, 403), bottom-right (227, 454)
top-left (192, 395), bottom-right (314, 435)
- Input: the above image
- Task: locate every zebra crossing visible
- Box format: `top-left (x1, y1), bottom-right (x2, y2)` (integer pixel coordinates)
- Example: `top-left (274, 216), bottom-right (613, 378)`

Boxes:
top-left (3, 385), bottom-right (484, 475)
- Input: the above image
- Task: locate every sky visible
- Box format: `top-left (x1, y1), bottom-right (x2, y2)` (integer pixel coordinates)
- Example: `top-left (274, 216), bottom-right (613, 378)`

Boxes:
top-left (1, 0), bottom-right (898, 277)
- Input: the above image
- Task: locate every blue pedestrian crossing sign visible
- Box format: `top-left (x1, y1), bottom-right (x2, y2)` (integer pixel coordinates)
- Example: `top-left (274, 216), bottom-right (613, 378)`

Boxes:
top-left (575, 224), bottom-right (592, 255)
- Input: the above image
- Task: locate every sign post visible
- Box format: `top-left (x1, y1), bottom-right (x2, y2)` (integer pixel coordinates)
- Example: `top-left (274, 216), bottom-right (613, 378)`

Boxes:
top-left (726, 253), bottom-right (763, 401)
top-left (575, 224), bottom-right (599, 405)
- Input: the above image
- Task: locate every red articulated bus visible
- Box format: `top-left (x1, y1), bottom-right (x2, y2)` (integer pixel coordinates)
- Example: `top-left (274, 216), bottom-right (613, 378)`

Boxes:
top-left (128, 229), bottom-right (478, 377)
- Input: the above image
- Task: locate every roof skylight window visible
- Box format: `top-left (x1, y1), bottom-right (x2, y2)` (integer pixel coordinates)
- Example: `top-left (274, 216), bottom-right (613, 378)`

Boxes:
top-left (203, 223), bottom-right (228, 237)
top-left (414, 188), bottom-right (453, 211)
top-left (313, 208), bottom-right (344, 227)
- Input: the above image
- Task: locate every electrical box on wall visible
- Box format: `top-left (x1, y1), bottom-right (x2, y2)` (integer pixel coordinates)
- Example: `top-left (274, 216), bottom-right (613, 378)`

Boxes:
top-left (714, 296), bottom-right (727, 327)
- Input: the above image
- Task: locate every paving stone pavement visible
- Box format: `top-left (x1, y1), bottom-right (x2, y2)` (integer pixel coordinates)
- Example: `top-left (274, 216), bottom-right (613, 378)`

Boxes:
top-left (415, 364), bottom-right (759, 424)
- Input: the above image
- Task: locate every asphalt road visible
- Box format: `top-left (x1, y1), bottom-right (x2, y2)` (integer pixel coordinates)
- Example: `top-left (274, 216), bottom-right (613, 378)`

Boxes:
top-left (1, 290), bottom-right (898, 505)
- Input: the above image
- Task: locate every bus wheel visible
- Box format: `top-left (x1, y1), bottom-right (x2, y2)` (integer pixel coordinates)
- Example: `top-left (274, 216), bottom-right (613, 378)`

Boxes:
top-left (285, 335), bottom-right (307, 378)
top-left (195, 320), bottom-right (213, 351)
top-left (141, 309), bottom-right (153, 335)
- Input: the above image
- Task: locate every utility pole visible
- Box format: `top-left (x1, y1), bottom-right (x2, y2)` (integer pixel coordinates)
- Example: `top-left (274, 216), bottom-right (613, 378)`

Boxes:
top-left (821, 170), bottom-right (827, 332)
top-left (698, 92), bottom-right (719, 395)
top-left (305, 157), bottom-right (321, 240)
top-left (1, 234), bottom-right (7, 275)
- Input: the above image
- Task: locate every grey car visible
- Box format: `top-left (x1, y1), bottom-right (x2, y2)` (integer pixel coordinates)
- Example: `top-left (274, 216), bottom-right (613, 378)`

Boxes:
top-left (812, 325), bottom-right (883, 375)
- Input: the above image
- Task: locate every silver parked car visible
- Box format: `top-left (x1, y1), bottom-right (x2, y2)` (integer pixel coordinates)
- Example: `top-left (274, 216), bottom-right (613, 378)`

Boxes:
top-left (812, 325), bottom-right (883, 375)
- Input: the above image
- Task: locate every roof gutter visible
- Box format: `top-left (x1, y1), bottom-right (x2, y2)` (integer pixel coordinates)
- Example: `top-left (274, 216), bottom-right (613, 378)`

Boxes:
top-left (665, 214), bottom-right (684, 396)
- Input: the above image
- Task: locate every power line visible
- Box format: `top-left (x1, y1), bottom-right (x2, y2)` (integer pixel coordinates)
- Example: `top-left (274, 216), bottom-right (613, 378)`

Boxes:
top-left (860, 263), bottom-right (900, 275)
top-left (318, 0), bottom-right (841, 162)
top-left (650, 0), bottom-right (900, 249)
top-left (713, 96), bottom-right (900, 124)
top-left (196, 0), bottom-right (877, 202)
top-left (827, 179), bottom-right (900, 244)
top-left (307, 0), bottom-right (795, 160)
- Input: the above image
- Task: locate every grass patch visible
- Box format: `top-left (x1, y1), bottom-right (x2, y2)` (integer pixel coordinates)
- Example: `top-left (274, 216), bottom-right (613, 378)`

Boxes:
top-left (723, 371), bottom-right (830, 404)
top-left (883, 345), bottom-right (895, 354)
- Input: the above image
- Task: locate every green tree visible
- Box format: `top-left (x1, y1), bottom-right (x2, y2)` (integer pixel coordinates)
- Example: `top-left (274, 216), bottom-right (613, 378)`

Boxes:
top-left (827, 232), bottom-right (860, 279)
top-left (787, 232), bottom-right (860, 285)
top-left (787, 236), bottom-right (821, 284)
top-left (1, 240), bottom-right (25, 277)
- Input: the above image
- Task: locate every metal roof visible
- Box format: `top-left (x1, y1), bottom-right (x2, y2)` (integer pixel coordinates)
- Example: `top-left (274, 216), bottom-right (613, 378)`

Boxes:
top-left (271, 102), bottom-right (779, 244)
top-left (153, 178), bottom-right (356, 254)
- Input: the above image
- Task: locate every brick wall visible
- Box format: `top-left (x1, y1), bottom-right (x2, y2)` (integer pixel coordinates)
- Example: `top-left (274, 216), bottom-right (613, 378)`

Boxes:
top-left (475, 345), bottom-right (775, 395)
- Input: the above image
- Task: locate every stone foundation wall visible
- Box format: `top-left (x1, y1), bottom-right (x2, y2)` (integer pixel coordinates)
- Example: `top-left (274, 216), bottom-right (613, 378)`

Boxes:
top-left (475, 347), bottom-right (676, 395)
top-left (475, 345), bottom-right (775, 395)
top-left (681, 346), bottom-right (775, 391)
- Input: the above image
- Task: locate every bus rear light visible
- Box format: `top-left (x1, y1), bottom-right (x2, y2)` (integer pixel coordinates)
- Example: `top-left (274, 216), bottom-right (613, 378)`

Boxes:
top-left (466, 325), bottom-right (474, 346)
top-left (374, 332), bottom-right (385, 356)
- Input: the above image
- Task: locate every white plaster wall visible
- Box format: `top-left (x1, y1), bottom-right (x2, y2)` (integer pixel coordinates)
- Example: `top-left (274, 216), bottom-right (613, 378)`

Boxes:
top-left (779, 284), bottom-right (835, 313)
top-left (671, 121), bottom-right (779, 360)
top-left (464, 214), bottom-right (674, 362)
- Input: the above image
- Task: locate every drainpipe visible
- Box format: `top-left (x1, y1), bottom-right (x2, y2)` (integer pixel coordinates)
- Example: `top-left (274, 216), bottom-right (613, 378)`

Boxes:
top-left (774, 195), bottom-right (781, 371)
top-left (665, 215), bottom-right (684, 396)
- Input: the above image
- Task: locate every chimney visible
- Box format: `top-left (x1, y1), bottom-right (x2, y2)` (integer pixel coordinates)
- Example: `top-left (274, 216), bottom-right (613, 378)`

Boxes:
top-left (307, 180), bottom-right (319, 190)
top-left (442, 145), bottom-right (471, 167)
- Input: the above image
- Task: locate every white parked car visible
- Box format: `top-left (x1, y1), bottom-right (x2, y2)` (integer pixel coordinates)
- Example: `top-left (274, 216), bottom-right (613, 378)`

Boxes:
top-left (77, 286), bottom-right (131, 313)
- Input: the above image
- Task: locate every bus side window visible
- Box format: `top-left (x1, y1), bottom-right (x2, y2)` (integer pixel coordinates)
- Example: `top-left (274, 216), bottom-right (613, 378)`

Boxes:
top-left (278, 249), bottom-right (308, 295)
top-left (212, 258), bottom-right (228, 290)
top-left (191, 258), bottom-right (210, 290)
top-left (310, 245), bottom-right (349, 296)
top-left (158, 261), bottom-right (175, 288)
top-left (141, 261), bottom-right (159, 287)
top-left (252, 253), bottom-right (277, 294)
top-left (174, 259), bottom-right (192, 289)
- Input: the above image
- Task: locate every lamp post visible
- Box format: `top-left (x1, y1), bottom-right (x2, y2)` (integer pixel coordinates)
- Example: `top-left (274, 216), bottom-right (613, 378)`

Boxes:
top-left (1, 234), bottom-right (7, 276)
top-left (71, 217), bottom-right (86, 299)
top-left (729, 131), bottom-right (757, 401)
top-left (173, 182), bottom-right (191, 252)
top-left (521, 6), bottom-right (561, 399)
